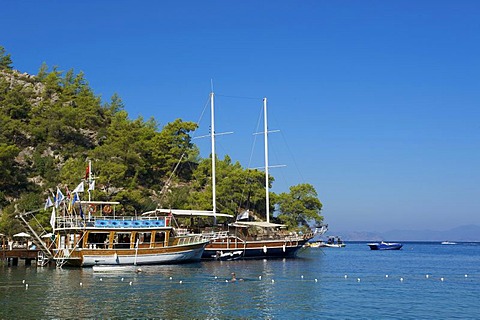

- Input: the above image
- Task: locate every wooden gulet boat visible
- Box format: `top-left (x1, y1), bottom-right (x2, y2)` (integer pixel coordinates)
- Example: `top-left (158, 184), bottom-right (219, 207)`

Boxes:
top-left (17, 162), bottom-right (209, 267)
top-left (52, 202), bottom-right (208, 267)
top-left (158, 93), bottom-right (313, 259)
top-left (160, 208), bottom-right (312, 259)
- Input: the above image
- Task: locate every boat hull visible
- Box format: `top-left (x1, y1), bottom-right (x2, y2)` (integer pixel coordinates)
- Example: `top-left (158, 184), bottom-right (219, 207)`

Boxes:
top-left (56, 242), bottom-right (208, 267)
top-left (368, 242), bottom-right (403, 250)
top-left (202, 238), bottom-right (309, 259)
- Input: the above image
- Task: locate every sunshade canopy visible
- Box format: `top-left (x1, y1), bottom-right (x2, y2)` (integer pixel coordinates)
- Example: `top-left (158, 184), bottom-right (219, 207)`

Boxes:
top-left (13, 232), bottom-right (31, 237)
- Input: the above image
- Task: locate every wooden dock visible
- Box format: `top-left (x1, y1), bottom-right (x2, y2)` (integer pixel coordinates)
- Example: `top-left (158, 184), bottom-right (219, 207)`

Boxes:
top-left (1, 248), bottom-right (40, 266)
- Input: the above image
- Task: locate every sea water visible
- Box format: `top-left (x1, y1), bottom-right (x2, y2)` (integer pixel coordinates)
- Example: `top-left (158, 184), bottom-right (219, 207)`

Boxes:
top-left (1, 242), bottom-right (479, 319)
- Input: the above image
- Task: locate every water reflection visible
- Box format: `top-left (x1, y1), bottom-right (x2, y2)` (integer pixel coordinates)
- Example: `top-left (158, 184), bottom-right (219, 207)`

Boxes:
top-left (2, 244), bottom-right (480, 319)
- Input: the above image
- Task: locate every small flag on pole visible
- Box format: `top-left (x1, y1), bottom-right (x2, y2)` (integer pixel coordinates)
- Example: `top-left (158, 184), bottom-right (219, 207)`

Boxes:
top-left (72, 181), bottom-right (84, 193)
top-left (88, 180), bottom-right (95, 191)
top-left (72, 192), bottom-right (80, 205)
top-left (237, 210), bottom-right (249, 221)
top-left (50, 207), bottom-right (56, 229)
top-left (55, 187), bottom-right (65, 208)
top-left (44, 197), bottom-right (53, 210)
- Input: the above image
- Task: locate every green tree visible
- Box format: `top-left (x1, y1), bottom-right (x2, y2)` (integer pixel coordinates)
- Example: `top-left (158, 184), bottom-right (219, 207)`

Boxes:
top-left (188, 155), bottom-right (270, 218)
top-left (0, 46), bottom-right (13, 69)
top-left (276, 183), bottom-right (323, 229)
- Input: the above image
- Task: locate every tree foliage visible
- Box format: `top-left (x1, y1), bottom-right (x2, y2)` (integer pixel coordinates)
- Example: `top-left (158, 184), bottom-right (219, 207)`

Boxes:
top-left (0, 46), bottom-right (13, 70)
top-left (0, 47), bottom-right (323, 235)
top-left (276, 183), bottom-right (323, 229)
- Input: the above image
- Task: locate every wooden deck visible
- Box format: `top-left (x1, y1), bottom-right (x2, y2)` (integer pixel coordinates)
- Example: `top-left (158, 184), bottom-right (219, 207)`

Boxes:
top-left (1, 248), bottom-right (40, 266)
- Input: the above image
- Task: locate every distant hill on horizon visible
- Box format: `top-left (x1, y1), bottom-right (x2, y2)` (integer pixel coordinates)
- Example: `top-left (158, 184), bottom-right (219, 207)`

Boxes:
top-left (331, 224), bottom-right (480, 242)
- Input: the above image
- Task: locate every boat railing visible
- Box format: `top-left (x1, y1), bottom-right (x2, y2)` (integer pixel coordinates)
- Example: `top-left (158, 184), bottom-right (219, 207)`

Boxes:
top-left (175, 228), bottom-right (189, 236)
top-left (55, 215), bottom-right (172, 230)
top-left (176, 234), bottom-right (204, 246)
top-left (201, 231), bottom-right (229, 240)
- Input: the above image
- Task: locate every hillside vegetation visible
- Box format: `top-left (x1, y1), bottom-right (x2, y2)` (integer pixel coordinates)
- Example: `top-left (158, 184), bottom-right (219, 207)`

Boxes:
top-left (0, 46), bottom-right (323, 235)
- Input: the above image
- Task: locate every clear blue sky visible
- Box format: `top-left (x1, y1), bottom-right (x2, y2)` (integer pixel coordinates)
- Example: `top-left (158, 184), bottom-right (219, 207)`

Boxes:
top-left (2, 1), bottom-right (479, 232)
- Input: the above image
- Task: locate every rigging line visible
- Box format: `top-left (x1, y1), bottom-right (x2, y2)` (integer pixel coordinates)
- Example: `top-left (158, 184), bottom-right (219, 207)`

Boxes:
top-left (279, 127), bottom-right (305, 184)
top-left (237, 105), bottom-right (264, 211)
top-left (157, 94), bottom-right (211, 208)
top-left (192, 95), bottom-right (212, 138)
top-left (215, 93), bottom-right (263, 101)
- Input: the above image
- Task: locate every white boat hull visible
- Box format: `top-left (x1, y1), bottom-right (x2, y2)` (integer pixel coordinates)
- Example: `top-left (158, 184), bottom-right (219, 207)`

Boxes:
top-left (81, 247), bottom-right (205, 266)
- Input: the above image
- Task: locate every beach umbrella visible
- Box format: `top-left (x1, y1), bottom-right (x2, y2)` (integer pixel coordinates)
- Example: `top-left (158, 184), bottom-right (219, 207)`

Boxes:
top-left (13, 232), bottom-right (31, 237)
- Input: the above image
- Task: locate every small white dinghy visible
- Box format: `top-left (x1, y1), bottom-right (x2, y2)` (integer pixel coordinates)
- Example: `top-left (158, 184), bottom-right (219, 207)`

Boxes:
top-left (92, 265), bottom-right (141, 273)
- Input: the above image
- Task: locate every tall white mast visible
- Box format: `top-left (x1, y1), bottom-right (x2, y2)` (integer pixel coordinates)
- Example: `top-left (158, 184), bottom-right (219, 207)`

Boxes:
top-left (263, 97), bottom-right (270, 224)
top-left (210, 92), bottom-right (217, 222)
top-left (88, 160), bottom-right (92, 202)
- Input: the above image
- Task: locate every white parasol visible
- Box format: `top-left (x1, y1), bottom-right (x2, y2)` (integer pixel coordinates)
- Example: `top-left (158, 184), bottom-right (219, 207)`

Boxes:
top-left (13, 232), bottom-right (31, 237)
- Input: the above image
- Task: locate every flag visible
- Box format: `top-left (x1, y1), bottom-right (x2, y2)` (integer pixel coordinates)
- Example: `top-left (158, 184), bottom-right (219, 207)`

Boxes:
top-left (79, 202), bottom-right (84, 219)
top-left (72, 181), bottom-right (84, 193)
top-left (66, 187), bottom-right (72, 212)
top-left (88, 180), bottom-right (95, 191)
top-left (72, 192), bottom-right (81, 205)
top-left (50, 207), bottom-right (56, 229)
top-left (44, 197), bottom-right (53, 210)
top-left (72, 193), bottom-right (84, 218)
top-left (237, 210), bottom-right (249, 221)
top-left (85, 165), bottom-right (90, 180)
top-left (55, 187), bottom-right (64, 208)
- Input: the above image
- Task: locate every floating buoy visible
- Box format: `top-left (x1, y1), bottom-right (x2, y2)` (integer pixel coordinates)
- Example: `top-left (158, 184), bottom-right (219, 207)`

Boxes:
top-left (25, 284), bottom-right (28, 289)
top-left (301, 275), bottom-right (304, 279)
top-left (344, 275), bottom-right (348, 279)
top-left (22, 280), bottom-right (25, 284)
top-left (121, 278), bottom-right (124, 282)
top-left (100, 278), bottom-right (103, 282)
top-left (440, 278), bottom-right (444, 282)
top-left (357, 278), bottom-right (361, 282)
top-left (426, 274), bottom-right (429, 279)
top-left (129, 281), bottom-right (132, 286)
top-left (225, 280), bottom-right (228, 283)
top-left (385, 275), bottom-right (389, 278)
top-left (169, 277), bottom-right (173, 280)
top-left (314, 279), bottom-right (318, 282)
top-left (259, 276), bottom-right (262, 280)
top-left (179, 281), bottom-right (183, 284)
top-left (400, 278), bottom-right (404, 282)
top-left (465, 274), bottom-right (468, 278)
top-left (214, 276), bottom-right (218, 279)
top-left (80, 282), bottom-right (83, 286)
top-left (272, 279), bottom-right (275, 283)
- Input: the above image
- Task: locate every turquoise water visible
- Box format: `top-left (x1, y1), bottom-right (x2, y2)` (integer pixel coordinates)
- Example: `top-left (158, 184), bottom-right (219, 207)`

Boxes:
top-left (1, 242), bottom-right (479, 319)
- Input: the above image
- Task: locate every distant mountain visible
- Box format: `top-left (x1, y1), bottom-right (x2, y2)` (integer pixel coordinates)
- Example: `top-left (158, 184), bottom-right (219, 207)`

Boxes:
top-left (332, 225), bottom-right (480, 242)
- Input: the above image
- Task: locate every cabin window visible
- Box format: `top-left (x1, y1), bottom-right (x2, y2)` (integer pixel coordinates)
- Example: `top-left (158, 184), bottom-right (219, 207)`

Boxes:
top-left (86, 232), bottom-right (110, 249)
top-left (113, 232), bottom-right (131, 249)
top-left (134, 232), bottom-right (152, 248)
top-left (154, 231), bottom-right (166, 247)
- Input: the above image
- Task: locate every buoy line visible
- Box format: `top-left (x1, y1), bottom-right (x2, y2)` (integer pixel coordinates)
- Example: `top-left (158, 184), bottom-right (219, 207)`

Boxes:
top-left (2, 273), bottom-right (477, 291)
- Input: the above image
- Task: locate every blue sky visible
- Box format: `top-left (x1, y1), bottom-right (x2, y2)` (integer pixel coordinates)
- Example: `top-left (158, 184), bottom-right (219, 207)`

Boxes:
top-left (2, 1), bottom-right (479, 232)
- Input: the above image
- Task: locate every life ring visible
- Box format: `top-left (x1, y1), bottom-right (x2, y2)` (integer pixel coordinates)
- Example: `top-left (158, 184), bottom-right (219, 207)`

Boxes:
top-left (103, 205), bottom-right (112, 214)
top-left (88, 204), bottom-right (97, 213)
